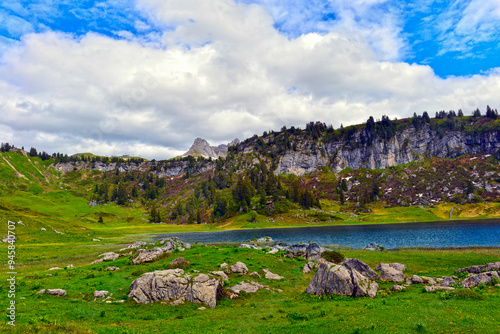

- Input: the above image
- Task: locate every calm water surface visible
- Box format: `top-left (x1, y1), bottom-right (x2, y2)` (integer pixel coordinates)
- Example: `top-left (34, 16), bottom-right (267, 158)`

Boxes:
top-left (154, 220), bottom-right (500, 249)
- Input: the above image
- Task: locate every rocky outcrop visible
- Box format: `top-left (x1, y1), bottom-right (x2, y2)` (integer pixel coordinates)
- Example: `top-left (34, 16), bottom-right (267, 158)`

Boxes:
top-left (132, 248), bottom-right (164, 265)
top-left (306, 260), bottom-right (378, 298)
top-left (342, 258), bottom-right (379, 281)
top-left (182, 138), bottom-right (240, 159)
top-left (461, 271), bottom-right (500, 289)
top-left (128, 269), bottom-right (222, 308)
top-left (288, 243), bottom-right (323, 260)
top-left (131, 238), bottom-right (191, 265)
top-left (456, 262), bottom-right (500, 274)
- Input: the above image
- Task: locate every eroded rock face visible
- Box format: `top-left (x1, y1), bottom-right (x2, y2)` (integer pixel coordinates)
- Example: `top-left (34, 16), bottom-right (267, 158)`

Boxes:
top-left (461, 271), bottom-right (500, 289)
top-left (306, 262), bottom-right (378, 298)
top-left (128, 269), bottom-right (222, 308)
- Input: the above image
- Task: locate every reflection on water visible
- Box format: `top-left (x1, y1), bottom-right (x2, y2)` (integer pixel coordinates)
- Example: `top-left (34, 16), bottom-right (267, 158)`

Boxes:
top-left (154, 220), bottom-right (500, 249)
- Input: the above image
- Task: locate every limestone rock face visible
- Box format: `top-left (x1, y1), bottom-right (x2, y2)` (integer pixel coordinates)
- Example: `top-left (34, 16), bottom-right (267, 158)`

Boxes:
top-left (182, 138), bottom-right (239, 159)
top-left (306, 262), bottom-right (378, 298)
top-left (128, 269), bottom-right (222, 308)
top-left (230, 262), bottom-right (249, 274)
top-left (461, 271), bottom-right (500, 289)
top-left (342, 258), bottom-right (379, 281)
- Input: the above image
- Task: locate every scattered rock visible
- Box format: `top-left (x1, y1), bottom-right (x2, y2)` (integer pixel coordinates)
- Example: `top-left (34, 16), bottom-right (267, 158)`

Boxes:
top-left (391, 285), bottom-right (405, 291)
top-left (363, 242), bottom-right (384, 251)
top-left (210, 271), bottom-right (229, 282)
top-left (263, 269), bottom-right (283, 280)
top-left (249, 271), bottom-right (261, 279)
top-left (41, 228), bottom-right (46, 231)
top-left (94, 291), bottom-right (109, 299)
top-left (158, 237), bottom-right (191, 252)
top-left (306, 261), bottom-right (378, 298)
top-left (46, 289), bottom-right (67, 296)
top-left (342, 258), bottom-right (379, 281)
top-left (376, 263), bottom-right (406, 283)
top-left (105, 267), bottom-right (120, 271)
top-left (272, 241), bottom-right (290, 251)
top-left (461, 271), bottom-right (500, 289)
top-left (48, 267), bottom-right (62, 271)
top-left (131, 248), bottom-right (164, 265)
top-left (268, 248), bottom-right (279, 254)
top-left (128, 269), bottom-right (222, 308)
top-left (92, 252), bottom-right (120, 264)
top-left (170, 257), bottom-right (190, 268)
top-left (220, 263), bottom-right (230, 274)
top-left (36, 289), bottom-right (46, 294)
top-left (66, 264), bottom-right (74, 269)
top-left (302, 261), bottom-right (315, 274)
top-left (456, 262), bottom-right (500, 274)
top-left (229, 281), bottom-right (269, 294)
top-left (239, 243), bottom-right (261, 250)
top-left (170, 299), bottom-right (184, 306)
top-left (440, 277), bottom-right (456, 287)
top-left (198, 307), bottom-right (206, 310)
top-left (425, 286), bottom-right (454, 292)
top-left (256, 236), bottom-right (273, 243)
top-left (230, 262), bottom-right (249, 275)
top-left (53, 229), bottom-right (64, 235)
top-left (46, 274), bottom-right (53, 277)
top-left (92, 239), bottom-right (101, 242)
top-left (120, 241), bottom-right (147, 251)
top-left (411, 275), bottom-right (424, 284)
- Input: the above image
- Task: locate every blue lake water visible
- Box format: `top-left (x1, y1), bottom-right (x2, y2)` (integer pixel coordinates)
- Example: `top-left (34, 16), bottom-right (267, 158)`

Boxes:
top-left (154, 220), bottom-right (500, 249)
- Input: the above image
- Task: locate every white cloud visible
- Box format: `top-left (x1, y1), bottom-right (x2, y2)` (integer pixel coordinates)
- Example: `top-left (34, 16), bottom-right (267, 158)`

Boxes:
top-left (0, 0), bottom-right (500, 160)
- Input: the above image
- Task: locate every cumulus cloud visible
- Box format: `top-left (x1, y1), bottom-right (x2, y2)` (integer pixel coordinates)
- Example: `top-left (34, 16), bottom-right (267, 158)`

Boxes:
top-left (0, 0), bottom-right (500, 159)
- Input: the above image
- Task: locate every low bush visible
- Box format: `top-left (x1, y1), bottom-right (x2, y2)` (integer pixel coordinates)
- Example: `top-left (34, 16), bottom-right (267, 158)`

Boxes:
top-left (321, 250), bottom-right (345, 264)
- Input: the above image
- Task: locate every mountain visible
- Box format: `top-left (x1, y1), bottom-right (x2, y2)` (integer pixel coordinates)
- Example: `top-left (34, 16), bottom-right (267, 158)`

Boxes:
top-left (182, 137), bottom-right (240, 159)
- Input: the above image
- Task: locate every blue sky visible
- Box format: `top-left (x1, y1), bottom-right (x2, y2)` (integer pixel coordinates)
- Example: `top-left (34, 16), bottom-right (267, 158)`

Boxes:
top-left (1, 0), bottom-right (500, 158)
top-left (2, 0), bottom-right (499, 77)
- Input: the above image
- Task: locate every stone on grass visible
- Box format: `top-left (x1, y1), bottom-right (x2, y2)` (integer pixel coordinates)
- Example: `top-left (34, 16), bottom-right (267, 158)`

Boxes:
top-left (41, 228), bottom-right (46, 231)
top-left (230, 262), bottom-right (249, 274)
top-left (391, 285), bottom-right (405, 292)
top-left (46, 289), bottom-right (67, 296)
top-left (239, 243), bottom-right (261, 250)
top-left (170, 257), bottom-right (190, 268)
top-left (411, 275), bottom-right (424, 284)
top-left (263, 269), bottom-right (283, 280)
top-left (342, 258), bottom-right (379, 281)
top-left (210, 271), bottom-right (229, 282)
top-left (461, 271), bottom-right (500, 289)
top-left (92, 252), bottom-right (119, 264)
top-left (132, 248), bottom-right (164, 265)
top-left (425, 286), bottom-right (454, 292)
top-left (48, 267), bottom-right (63, 271)
top-left (268, 248), bottom-right (279, 255)
top-left (220, 263), bottom-right (230, 274)
top-left (94, 290), bottom-right (109, 299)
top-left (456, 262), bottom-right (500, 274)
top-left (105, 267), bottom-right (120, 271)
top-left (440, 277), bottom-right (456, 287)
top-left (128, 269), bottom-right (222, 308)
top-left (302, 262), bottom-right (315, 274)
top-left (249, 271), bottom-right (261, 279)
top-left (229, 281), bottom-right (269, 294)
top-left (376, 263), bottom-right (406, 271)
top-left (377, 264), bottom-right (406, 283)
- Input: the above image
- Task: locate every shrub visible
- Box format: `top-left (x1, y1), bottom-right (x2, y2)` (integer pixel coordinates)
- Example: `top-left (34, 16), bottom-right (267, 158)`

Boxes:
top-left (440, 289), bottom-right (485, 300)
top-left (321, 250), bottom-right (345, 264)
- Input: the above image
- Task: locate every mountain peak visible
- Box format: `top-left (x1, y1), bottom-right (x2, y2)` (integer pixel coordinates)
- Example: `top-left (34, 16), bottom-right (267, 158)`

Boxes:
top-left (182, 138), bottom-right (239, 159)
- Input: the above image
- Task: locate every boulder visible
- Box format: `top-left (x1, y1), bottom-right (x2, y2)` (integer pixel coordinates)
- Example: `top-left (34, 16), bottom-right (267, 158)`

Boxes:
top-left (48, 267), bottom-right (63, 271)
top-left (36, 289), bottom-right (46, 294)
top-left (92, 252), bottom-right (119, 264)
top-left (440, 277), bottom-right (456, 287)
top-left (41, 228), bottom-right (46, 231)
top-left (289, 243), bottom-right (308, 258)
top-left (377, 263), bottom-right (406, 283)
top-left (364, 242), bottom-right (384, 251)
top-left (421, 276), bottom-right (437, 285)
top-left (249, 271), bottom-right (261, 279)
top-left (411, 275), bottom-right (424, 284)
top-left (425, 286), bottom-right (454, 292)
top-left (229, 281), bottom-right (269, 294)
top-left (376, 263), bottom-right (406, 271)
top-left (66, 264), bottom-right (74, 269)
top-left (288, 242), bottom-right (323, 260)
top-left (105, 267), bottom-right (120, 271)
top-left (170, 257), bottom-right (190, 268)
top-left (220, 263), bottom-right (230, 274)
top-left (120, 241), bottom-right (147, 251)
top-left (256, 236), bottom-right (273, 243)
top-left (210, 271), bottom-right (229, 282)
top-left (158, 237), bottom-right (191, 252)
top-left (272, 241), bottom-right (290, 251)
top-left (268, 248), bottom-right (279, 255)
top-left (132, 248), bottom-right (164, 265)
top-left (391, 285), bottom-right (405, 292)
top-left (456, 262), bottom-right (500, 274)
top-left (461, 271), bottom-right (500, 289)
top-left (239, 243), bottom-right (261, 250)
top-left (230, 262), bottom-right (249, 274)
top-left (46, 289), bottom-right (67, 296)
top-left (306, 262), bottom-right (378, 298)
top-left (302, 261), bottom-right (315, 274)
top-left (263, 269), bottom-right (283, 280)
top-left (94, 290), bottom-right (109, 299)
top-left (342, 258), bottom-right (378, 281)
top-left (128, 269), bottom-right (222, 308)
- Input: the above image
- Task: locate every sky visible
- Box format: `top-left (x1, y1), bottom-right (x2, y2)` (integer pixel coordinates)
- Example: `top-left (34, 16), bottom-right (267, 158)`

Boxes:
top-left (1, 0), bottom-right (500, 159)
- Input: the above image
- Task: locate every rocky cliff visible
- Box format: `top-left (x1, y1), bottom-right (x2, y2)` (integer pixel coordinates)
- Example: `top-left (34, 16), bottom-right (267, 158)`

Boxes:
top-left (182, 138), bottom-right (240, 159)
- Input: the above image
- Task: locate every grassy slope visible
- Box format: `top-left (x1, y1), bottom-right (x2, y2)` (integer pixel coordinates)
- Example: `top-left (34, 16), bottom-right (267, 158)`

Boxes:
top-left (1, 151), bottom-right (500, 333)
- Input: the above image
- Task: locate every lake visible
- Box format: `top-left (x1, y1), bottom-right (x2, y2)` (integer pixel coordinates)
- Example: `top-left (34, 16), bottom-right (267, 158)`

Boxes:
top-left (154, 219), bottom-right (500, 249)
